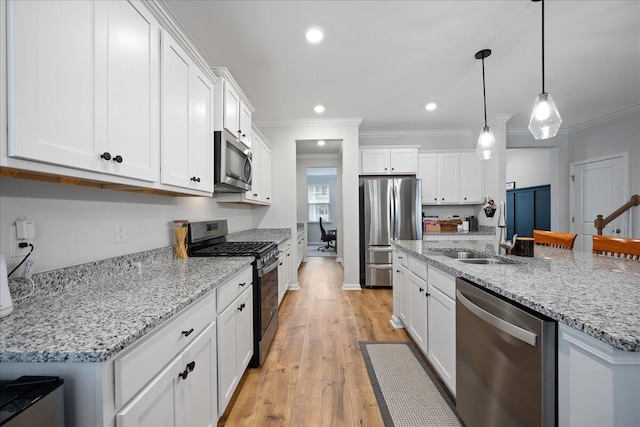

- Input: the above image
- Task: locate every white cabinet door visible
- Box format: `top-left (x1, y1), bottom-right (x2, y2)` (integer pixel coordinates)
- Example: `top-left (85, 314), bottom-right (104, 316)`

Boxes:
top-left (245, 133), bottom-right (262, 202)
top-left (100, 0), bottom-right (159, 181)
top-left (237, 287), bottom-right (254, 371)
top-left (398, 264), bottom-right (409, 325)
top-left (189, 71), bottom-right (214, 192)
top-left (277, 248), bottom-right (290, 305)
top-left (116, 355), bottom-right (182, 427)
top-left (182, 322), bottom-right (217, 427)
top-left (392, 256), bottom-right (408, 328)
top-left (427, 284), bottom-right (456, 395)
top-left (262, 144), bottom-right (272, 204)
top-left (223, 82), bottom-right (240, 136)
top-left (217, 301), bottom-right (238, 415)
top-left (390, 149), bottom-right (417, 174)
top-left (160, 31), bottom-right (191, 188)
top-left (408, 272), bottom-right (428, 353)
top-left (8, 0), bottom-right (101, 170)
top-left (361, 149), bottom-right (390, 174)
top-left (459, 153), bottom-right (483, 203)
top-left (418, 154), bottom-right (439, 204)
top-left (438, 153), bottom-right (460, 203)
top-left (239, 102), bottom-right (252, 147)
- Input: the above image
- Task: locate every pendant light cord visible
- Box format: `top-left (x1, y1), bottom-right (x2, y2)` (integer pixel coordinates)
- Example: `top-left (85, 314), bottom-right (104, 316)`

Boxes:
top-left (541, 0), bottom-right (545, 94)
top-left (481, 57), bottom-right (488, 127)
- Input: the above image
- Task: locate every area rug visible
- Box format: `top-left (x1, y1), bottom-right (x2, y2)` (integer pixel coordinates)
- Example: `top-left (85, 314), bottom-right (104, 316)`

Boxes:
top-left (306, 245), bottom-right (336, 257)
top-left (360, 341), bottom-right (463, 427)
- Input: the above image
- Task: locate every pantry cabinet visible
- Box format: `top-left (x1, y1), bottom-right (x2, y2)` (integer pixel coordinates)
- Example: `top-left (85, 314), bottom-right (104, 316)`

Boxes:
top-left (8, 0), bottom-right (160, 182)
top-left (160, 31), bottom-right (214, 192)
top-left (360, 148), bottom-right (418, 175)
top-left (418, 152), bottom-right (483, 205)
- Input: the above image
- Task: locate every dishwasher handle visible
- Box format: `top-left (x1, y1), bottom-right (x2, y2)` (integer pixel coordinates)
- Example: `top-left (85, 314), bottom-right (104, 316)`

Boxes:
top-left (456, 289), bottom-right (537, 347)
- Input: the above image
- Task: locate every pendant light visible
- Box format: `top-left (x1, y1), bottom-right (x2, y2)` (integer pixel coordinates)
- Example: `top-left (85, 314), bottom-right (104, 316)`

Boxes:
top-left (528, 0), bottom-right (562, 140)
top-left (475, 49), bottom-right (497, 160)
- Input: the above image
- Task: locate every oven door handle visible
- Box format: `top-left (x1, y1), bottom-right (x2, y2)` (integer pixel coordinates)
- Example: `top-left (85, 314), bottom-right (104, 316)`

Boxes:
top-left (258, 260), bottom-right (279, 277)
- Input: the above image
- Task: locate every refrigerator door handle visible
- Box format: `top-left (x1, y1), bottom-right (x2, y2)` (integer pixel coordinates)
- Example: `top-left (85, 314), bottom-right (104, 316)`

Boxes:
top-left (391, 180), bottom-right (397, 240)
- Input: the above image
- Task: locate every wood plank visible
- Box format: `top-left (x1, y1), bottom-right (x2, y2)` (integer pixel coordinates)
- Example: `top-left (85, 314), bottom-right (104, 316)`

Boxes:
top-left (350, 390), bottom-right (385, 427)
top-left (289, 379), bottom-right (323, 426)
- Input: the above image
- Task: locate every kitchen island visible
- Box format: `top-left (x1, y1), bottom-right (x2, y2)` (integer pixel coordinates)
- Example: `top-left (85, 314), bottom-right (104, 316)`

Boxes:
top-left (392, 239), bottom-right (640, 426)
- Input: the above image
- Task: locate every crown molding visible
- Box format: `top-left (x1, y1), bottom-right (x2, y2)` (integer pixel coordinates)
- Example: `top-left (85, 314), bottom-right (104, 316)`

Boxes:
top-left (210, 67), bottom-right (255, 112)
top-left (359, 129), bottom-right (472, 138)
top-left (507, 104), bottom-right (640, 136)
top-left (254, 117), bottom-right (363, 128)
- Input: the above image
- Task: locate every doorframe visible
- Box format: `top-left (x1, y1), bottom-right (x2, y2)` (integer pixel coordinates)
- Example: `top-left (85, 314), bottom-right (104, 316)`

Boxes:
top-left (569, 151), bottom-right (630, 238)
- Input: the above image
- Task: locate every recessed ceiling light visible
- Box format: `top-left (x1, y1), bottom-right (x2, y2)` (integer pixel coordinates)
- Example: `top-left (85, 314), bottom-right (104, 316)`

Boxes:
top-left (305, 27), bottom-right (324, 44)
top-left (317, 140), bottom-right (326, 146)
top-left (425, 102), bottom-right (437, 111)
top-left (314, 105), bottom-right (325, 114)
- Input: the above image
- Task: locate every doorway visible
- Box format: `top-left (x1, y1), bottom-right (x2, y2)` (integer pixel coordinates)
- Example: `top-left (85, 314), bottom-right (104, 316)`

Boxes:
top-left (306, 167), bottom-right (338, 257)
top-left (570, 153), bottom-right (630, 252)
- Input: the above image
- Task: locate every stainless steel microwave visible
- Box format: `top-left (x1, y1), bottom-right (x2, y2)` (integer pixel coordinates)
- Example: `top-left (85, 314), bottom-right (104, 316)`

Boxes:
top-left (214, 130), bottom-right (252, 192)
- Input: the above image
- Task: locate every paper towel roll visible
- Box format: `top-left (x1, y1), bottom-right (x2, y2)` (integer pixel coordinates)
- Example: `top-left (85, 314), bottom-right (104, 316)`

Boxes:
top-left (0, 254), bottom-right (14, 318)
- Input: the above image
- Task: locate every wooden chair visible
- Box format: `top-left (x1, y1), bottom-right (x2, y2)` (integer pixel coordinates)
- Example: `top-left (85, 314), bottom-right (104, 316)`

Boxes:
top-left (533, 230), bottom-right (578, 250)
top-left (592, 235), bottom-right (640, 260)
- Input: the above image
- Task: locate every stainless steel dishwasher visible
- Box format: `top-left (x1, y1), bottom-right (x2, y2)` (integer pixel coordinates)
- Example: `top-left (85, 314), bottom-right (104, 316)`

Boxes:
top-left (456, 278), bottom-right (556, 427)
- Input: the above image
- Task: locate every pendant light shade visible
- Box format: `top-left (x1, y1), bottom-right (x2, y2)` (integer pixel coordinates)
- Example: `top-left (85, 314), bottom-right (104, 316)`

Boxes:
top-left (475, 49), bottom-right (497, 160)
top-left (529, 0), bottom-right (562, 140)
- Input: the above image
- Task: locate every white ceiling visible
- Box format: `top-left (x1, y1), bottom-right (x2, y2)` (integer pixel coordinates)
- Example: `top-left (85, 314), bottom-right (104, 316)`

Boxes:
top-left (296, 139), bottom-right (342, 155)
top-left (164, 1), bottom-right (640, 133)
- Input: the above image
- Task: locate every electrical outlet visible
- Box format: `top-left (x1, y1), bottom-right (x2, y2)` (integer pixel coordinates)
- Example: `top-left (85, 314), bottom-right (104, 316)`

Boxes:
top-left (8, 225), bottom-right (31, 258)
top-left (114, 222), bottom-right (127, 244)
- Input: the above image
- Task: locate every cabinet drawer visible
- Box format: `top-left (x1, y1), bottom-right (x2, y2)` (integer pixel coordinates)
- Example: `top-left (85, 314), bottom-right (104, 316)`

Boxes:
top-left (408, 255), bottom-right (427, 281)
top-left (217, 267), bottom-right (253, 312)
top-left (115, 290), bottom-right (217, 407)
top-left (428, 264), bottom-right (456, 299)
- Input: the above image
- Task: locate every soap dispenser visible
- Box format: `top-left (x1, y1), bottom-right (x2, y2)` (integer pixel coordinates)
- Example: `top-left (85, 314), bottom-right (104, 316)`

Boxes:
top-left (0, 254), bottom-right (13, 318)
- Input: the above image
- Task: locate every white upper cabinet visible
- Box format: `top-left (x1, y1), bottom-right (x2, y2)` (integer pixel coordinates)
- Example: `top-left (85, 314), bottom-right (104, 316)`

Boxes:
top-left (418, 154), bottom-right (438, 203)
top-left (160, 31), bottom-right (214, 193)
top-left (459, 153), bottom-right (483, 203)
top-left (438, 153), bottom-right (460, 203)
top-left (8, 0), bottom-right (160, 181)
top-left (244, 132), bottom-right (262, 202)
top-left (360, 148), bottom-right (418, 175)
top-left (262, 142), bottom-right (272, 203)
top-left (216, 75), bottom-right (252, 148)
top-left (418, 151), bottom-right (483, 205)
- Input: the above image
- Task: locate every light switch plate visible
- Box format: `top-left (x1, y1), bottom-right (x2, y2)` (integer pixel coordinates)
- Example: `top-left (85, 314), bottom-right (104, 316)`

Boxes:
top-left (8, 225), bottom-right (31, 258)
top-left (114, 222), bottom-right (127, 244)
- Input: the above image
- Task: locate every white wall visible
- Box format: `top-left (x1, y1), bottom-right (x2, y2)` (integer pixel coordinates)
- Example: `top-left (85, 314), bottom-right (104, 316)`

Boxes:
top-left (359, 130), bottom-right (473, 150)
top-left (0, 178), bottom-right (260, 273)
top-left (567, 108), bottom-right (640, 238)
top-left (257, 119), bottom-right (361, 289)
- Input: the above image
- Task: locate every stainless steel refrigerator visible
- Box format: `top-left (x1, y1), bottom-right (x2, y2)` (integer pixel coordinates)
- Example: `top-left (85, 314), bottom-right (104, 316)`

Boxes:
top-left (359, 177), bottom-right (422, 287)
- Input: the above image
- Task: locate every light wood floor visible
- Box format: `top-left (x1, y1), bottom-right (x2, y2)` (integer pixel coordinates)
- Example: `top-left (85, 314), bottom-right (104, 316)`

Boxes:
top-left (218, 257), bottom-right (410, 426)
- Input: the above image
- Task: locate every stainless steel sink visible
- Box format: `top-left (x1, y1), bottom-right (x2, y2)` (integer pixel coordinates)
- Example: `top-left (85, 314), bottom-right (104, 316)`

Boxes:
top-left (458, 258), bottom-right (509, 265)
top-left (439, 250), bottom-right (492, 259)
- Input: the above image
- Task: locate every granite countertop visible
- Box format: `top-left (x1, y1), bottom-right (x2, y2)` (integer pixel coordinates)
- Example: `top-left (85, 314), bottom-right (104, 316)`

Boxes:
top-left (227, 228), bottom-right (291, 244)
top-left (297, 223), bottom-right (304, 232)
top-left (0, 256), bottom-right (254, 363)
top-left (392, 239), bottom-right (640, 352)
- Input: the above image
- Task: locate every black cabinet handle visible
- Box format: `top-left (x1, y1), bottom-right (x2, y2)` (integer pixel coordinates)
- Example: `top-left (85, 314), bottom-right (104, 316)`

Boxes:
top-left (267, 197), bottom-right (271, 200)
top-left (178, 361), bottom-right (196, 380)
top-left (191, 177), bottom-right (201, 182)
top-left (279, 262), bottom-right (283, 266)
top-left (239, 282), bottom-right (246, 287)
top-left (113, 155), bottom-right (123, 163)
top-left (253, 193), bottom-right (258, 197)
top-left (464, 197), bottom-right (467, 200)
top-left (392, 168), bottom-right (395, 170)
top-left (287, 253), bottom-right (290, 257)
top-left (426, 292), bottom-right (431, 297)
top-left (186, 361), bottom-right (196, 372)
top-left (396, 269), bottom-right (400, 273)
top-left (419, 287), bottom-right (424, 293)
top-left (181, 328), bottom-right (194, 337)
top-left (442, 198), bottom-right (444, 200)
top-left (242, 133), bottom-right (246, 138)
top-left (100, 152), bottom-right (112, 161)
top-left (238, 129), bottom-right (242, 134)
top-left (384, 167), bottom-right (388, 171)
top-left (179, 368), bottom-right (189, 380)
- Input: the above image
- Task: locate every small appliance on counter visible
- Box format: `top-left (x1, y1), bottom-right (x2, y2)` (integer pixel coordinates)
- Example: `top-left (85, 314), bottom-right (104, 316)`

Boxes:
top-left (466, 215), bottom-right (479, 232)
top-left (0, 376), bottom-right (65, 426)
top-left (0, 254), bottom-right (13, 319)
top-left (513, 237), bottom-right (535, 257)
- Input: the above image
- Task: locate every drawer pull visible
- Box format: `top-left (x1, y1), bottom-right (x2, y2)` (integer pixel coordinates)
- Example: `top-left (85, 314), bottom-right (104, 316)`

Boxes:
top-left (239, 282), bottom-right (247, 287)
top-left (181, 328), bottom-right (194, 337)
top-left (419, 287), bottom-right (424, 293)
top-left (187, 361), bottom-right (196, 372)
top-left (179, 368), bottom-right (189, 380)
top-left (178, 361), bottom-right (196, 380)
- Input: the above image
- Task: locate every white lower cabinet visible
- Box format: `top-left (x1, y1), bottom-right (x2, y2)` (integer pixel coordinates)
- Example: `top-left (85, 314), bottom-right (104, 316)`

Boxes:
top-left (217, 284), bottom-right (253, 417)
top-left (426, 265), bottom-right (456, 395)
top-left (391, 249), bottom-right (408, 328)
top-left (407, 271), bottom-right (428, 354)
top-left (278, 239), bottom-right (292, 305)
top-left (116, 321), bottom-right (217, 427)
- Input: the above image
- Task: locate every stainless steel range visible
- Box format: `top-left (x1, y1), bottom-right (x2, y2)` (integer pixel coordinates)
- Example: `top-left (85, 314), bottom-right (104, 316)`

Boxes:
top-left (187, 220), bottom-right (279, 367)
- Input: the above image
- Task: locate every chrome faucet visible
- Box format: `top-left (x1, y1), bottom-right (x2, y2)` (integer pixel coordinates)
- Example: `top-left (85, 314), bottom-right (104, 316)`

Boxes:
top-left (497, 201), bottom-right (517, 255)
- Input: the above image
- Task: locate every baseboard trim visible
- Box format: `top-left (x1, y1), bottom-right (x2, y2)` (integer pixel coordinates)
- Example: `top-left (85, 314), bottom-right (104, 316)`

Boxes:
top-left (288, 282), bottom-right (300, 291)
top-left (343, 283), bottom-right (362, 291)
top-left (390, 315), bottom-right (404, 329)
top-left (336, 257), bottom-right (343, 266)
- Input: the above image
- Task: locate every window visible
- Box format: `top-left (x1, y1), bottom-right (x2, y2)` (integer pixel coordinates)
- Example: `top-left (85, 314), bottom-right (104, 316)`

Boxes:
top-left (308, 184), bottom-right (330, 222)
